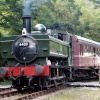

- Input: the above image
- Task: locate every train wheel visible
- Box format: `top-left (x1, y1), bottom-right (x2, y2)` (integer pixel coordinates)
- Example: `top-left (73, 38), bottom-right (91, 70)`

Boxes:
top-left (16, 87), bottom-right (22, 92)
top-left (15, 83), bottom-right (23, 92)
top-left (12, 80), bottom-right (23, 91)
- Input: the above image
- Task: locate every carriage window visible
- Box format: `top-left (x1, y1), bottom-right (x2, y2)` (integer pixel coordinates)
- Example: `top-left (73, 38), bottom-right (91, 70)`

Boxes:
top-left (97, 49), bottom-right (100, 56)
top-left (79, 44), bottom-right (81, 55)
top-left (97, 48), bottom-right (100, 56)
top-left (85, 45), bottom-right (88, 52)
top-left (79, 44), bottom-right (83, 55)
top-left (93, 47), bottom-right (96, 54)
top-left (97, 48), bottom-right (98, 52)
top-left (90, 46), bottom-right (91, 52)
top-left (90, 47), bottom-right (93, 53)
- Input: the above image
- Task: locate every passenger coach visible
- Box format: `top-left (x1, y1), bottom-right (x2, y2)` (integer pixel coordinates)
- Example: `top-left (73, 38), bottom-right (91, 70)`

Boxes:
top-left (71, 35), bottom-right (100, 80)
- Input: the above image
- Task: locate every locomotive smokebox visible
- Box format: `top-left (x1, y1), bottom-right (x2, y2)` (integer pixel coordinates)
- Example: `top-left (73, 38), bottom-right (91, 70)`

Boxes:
top-left (22, 0), bottom-right (34, 33)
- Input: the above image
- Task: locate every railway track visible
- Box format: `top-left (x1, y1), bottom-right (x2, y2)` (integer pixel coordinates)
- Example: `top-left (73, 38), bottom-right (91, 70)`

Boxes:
top-left (0, 88), bottom-right (18, 99)
top-left (0, 85), bottom-right (67, 100)
top-left (0, 80), bottom-right (100, 100)
top-left (14, 85), bottom-right (68, 100)
top-left (0, 90), bottom-right (17, 98)
top-left (0, 88), bottom-right (12, 92)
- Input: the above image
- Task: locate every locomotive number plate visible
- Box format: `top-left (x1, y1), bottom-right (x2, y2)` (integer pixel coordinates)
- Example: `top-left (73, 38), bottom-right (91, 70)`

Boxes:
top-left (19, 42), bottom-right (29, 47)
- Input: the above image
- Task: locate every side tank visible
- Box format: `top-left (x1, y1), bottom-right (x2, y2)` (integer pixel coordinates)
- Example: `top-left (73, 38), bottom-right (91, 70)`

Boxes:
top-left (0, 30), bottom-right (69, 66)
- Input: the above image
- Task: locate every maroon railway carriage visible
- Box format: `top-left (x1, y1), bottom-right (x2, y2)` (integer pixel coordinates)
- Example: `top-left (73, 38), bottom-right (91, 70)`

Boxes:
top-left (71, 35), bottom-right (100, 80)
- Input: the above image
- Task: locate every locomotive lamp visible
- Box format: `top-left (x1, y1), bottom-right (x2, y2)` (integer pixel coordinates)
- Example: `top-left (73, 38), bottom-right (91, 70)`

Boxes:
top-left (0, 67), bottom-right (7, 76)
top-left (22, 28), bottom-right (27, 36)
top-left (35, 65), bottom-right (44, 75)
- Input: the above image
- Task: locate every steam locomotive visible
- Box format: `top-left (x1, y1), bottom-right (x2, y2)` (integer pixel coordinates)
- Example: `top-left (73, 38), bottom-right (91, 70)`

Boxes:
top-left (0, 0), bottom-right (100, 90)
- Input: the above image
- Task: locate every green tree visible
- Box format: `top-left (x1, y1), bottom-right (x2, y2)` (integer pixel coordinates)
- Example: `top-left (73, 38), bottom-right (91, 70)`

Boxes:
top-left (33, 0), bottom-right (80, 34)
top-left (0, 0), bottom-right (23, 36)
top-left (0, 0), bottom-right (99, 42)
top-left (75, 0), bottom-right (100, 41)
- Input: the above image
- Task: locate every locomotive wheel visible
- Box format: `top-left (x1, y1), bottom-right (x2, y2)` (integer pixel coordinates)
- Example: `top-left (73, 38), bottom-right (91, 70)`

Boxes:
top-left (15, 83), bottom-right (23, 91)
top-left (12, 80), bottom-right (23, 91)
top-left (16, 87), bottom-right (22, 91)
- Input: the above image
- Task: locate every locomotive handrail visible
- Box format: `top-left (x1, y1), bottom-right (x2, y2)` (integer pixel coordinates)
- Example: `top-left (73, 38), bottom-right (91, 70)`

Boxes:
top-left (9, 63), bottom-right (25, 80)
top-left (49, 53), bottom-right (68, 58)
top-left (10, 63), bottom-right (20, 74)
top-left (10, 63), bottom-right (20, 80)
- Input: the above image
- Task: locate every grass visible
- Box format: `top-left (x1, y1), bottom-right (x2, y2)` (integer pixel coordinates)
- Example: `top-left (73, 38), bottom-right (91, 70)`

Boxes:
top-left (46, 87), bottom-right (100, 100)
top-left (0, 78), bottom-right (12, 85)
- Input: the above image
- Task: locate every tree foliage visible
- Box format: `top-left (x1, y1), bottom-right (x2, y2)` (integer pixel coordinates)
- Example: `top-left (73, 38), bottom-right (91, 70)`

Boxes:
top-left (75, 0), bottom-right (100, 41)
top-left (0, 0), bottom-right (23, 35)
top-left (33, 0), bottom-right (80, 34)
top-left (0, 0), bottom-right (99, 42)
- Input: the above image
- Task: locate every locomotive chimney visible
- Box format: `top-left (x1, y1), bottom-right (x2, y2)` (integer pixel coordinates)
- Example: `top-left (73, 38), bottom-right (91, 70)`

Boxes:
top-left (22, 0), bottom-right (34, 34)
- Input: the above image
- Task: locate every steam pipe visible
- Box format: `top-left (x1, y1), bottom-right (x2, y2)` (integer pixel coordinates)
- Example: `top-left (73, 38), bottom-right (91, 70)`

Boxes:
top-left (22, 0), bottom-right (34, 34)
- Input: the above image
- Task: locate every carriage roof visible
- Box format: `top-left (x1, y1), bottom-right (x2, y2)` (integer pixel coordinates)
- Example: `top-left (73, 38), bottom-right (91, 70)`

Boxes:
top-left (75, 35), bottom-right (100, 47)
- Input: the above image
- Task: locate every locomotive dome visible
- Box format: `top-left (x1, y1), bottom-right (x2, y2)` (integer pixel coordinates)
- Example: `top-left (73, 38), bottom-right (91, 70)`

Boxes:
top-left (34, 24), bottom-right (46, 33)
